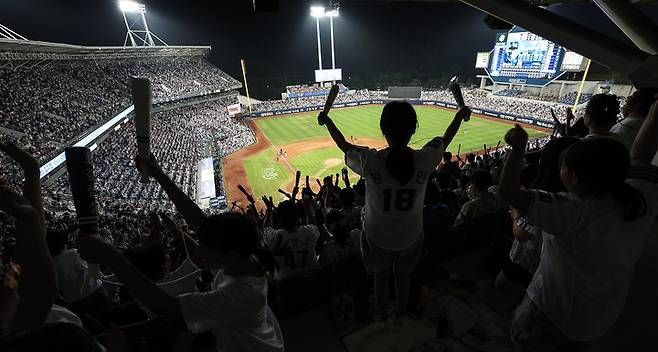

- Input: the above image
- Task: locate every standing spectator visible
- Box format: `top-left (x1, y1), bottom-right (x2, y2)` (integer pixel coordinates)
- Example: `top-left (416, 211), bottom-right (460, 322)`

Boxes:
top-left (499, 119), bottom-right (658, 350)
top-left (46, 230), bottom-right (110, 316)
top-left (264, 200), bottom-right (320, 280)
top-left (319, 100), bottom-right (470, 327)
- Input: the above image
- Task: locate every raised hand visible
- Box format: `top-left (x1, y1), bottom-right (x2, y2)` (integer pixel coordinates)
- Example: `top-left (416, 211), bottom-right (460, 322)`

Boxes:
top-left (261, 195), bottom-right (275, 210)
top-left (161, 213), bottom-right (183, 237)
top-left (278, 188), bottom-right (292, 199)
top-left (0, 140), bottom-right (39, 173)
top-left (318, 111), bottom-right (331, 126)
top-left (0, 187), bottom-right (36, 219)
top-left (455, 106), bottom-right (472, 122)
top-left (134, 153), bottom-right (162, 179)
top-left (504, 124), bottom-right (529, 151)
top-left (149, 212), bottom-right (163, 242)
top-left (238, 184), bottom-right (256, 204)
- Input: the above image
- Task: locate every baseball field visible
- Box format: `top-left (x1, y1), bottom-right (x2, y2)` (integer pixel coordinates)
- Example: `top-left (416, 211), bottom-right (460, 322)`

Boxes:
top-left (222, 105), bottom-right (548, 206)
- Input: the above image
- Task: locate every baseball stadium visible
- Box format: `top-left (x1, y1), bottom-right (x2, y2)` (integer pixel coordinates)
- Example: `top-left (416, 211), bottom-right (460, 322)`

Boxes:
top-left (1, 1), bottom-right (658, 351)
top-left (224, 104), bottom-right (548, 204)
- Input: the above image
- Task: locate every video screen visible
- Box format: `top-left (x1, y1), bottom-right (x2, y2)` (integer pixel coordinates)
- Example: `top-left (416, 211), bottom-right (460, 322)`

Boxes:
top-left (489, 29), bottom-right (563, 85)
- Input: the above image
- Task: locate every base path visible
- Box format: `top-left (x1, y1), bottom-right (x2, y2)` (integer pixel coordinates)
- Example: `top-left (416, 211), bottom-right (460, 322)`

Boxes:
top-left (222, 120), bottom-right (271, 208)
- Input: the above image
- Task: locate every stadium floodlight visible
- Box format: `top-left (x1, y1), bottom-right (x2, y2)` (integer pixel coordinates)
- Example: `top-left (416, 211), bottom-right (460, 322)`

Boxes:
top-left (119, 0), bottom-right (145, 14)
top-left (311, 6), bottom-right (325, 70)
top-left (118, 0), bottom-right (167, 47)
top-left (310, 6), bottom-right (326, 18)
top-left (325, 9), bottom-right (339, 17)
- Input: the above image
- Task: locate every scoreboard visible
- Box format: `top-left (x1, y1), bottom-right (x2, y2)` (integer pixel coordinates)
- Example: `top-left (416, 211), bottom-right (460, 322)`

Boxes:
top-left (484, 27), bottom-right (568, 86)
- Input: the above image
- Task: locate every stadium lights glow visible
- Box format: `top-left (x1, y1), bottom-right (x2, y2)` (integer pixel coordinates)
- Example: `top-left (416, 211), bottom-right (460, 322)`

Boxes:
top-left (119, 1), bottom-right (146, 14)
top-left (310, 6), bottom-right (326, 18)
top-left (325, 9), bottom-right (339, 17)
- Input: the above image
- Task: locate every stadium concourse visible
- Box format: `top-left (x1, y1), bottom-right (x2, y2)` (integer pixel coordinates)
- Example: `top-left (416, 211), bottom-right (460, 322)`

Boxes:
top-left (2, 39), bottom-right (658, 352)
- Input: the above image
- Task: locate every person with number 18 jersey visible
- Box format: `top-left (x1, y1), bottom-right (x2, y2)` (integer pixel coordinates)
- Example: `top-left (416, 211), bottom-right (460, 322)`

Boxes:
top-left (319, 100), bottom-right (470, 324)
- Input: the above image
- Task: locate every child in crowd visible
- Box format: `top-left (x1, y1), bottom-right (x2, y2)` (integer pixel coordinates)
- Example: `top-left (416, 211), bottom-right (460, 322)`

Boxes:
top-left (498, 98), bottom-right (658, 350)
top-left (263, 200), bottom-right (320, 280)
top-left (319, 100), bottom-right (470, 327)
top-left (78, 156), bottom-right (285, 352)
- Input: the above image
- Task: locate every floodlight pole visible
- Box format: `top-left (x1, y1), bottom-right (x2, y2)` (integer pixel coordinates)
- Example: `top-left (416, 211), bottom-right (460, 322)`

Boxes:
top-left (122, 12), bottom-right (137, 47)
top-left (316, 17), bottom-right (323, 70)
top-left (330, 16), bottom-right (336, 69)
top-left (119, 2), bottom-right (167, 47)
top-left (140, 12), bottom-right (155, 46)
top-left (0, 23), bottom-right (28, 40)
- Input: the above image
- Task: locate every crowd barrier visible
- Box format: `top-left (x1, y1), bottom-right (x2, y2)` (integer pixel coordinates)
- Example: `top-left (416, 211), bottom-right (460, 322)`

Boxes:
top-left (252, 99), bottom-right (555, 130)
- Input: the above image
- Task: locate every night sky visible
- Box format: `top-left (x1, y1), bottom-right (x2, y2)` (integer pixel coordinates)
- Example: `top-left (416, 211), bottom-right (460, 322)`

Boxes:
top-left (2, 0), bottom-right (658, 98)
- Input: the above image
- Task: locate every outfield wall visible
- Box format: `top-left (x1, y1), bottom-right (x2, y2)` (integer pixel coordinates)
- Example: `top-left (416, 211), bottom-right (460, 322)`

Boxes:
top-left (252, 99), bottom-right (555, 130)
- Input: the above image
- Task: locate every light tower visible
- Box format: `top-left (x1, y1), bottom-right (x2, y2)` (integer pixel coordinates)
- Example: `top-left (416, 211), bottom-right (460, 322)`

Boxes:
top-left (0, 23), bottom-right (27, 40)
top-left (310, 6), bottom-right (325, 71)
top-left (326, 8), bottom-right (339, 70)
top-left (118, 0), bottom-right (167, 47)
top-left (310, 5), bottom-right (340, 84)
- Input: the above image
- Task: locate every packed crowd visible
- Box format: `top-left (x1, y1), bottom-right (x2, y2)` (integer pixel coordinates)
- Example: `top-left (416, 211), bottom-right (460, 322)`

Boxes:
top-left (0, 57), bottom-right (240, 162)
top-left (286, 83), bottom-right (347, 94)
top-left (254, 86), bottom-right (587, 124)
top-left (558, 91), bottom-right (594, 105)
top-left (2, 86), bottom-right (656, 351)
top-left (46, 96), bottom-right (253, 211)
top-left (252, 89), bottom-right (374, 112)
top-left (493, 88), bottom-right (523, 97)
top-left (421, 89), bottom-right (579, 122)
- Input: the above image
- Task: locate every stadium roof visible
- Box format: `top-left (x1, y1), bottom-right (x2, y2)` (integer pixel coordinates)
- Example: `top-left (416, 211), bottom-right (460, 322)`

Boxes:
top-left (0, 39), bottom-right (211, 61)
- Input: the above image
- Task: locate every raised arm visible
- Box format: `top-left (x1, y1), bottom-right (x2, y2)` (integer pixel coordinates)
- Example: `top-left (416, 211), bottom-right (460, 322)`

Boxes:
top-left (442, 107), bottom-right (471, 148)
top-left (630, 97), bottom-right (658, 164)
top-left (1, 188), bottom-right (56, 333)
top-left (0, 141), bottom-right (44, 223)
top-left (79, 235), bottom-right (182, 318)
top-left (498, 124), bottom-right (532, 213)
top-left (136, 155), bottom-right (205, 231)
top-left (318, 112), bottom-right (354, 153)
top-left (341, 168), bottom-right (351, 189)
top-left (162, 213), bottom-right (203, 269)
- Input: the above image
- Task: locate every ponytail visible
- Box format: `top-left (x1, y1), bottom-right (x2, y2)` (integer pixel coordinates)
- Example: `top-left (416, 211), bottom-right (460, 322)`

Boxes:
top-left (610, 182), bottom-right (647, 221)
top-left (386, 146), bottom-right (415, 185)
top-left (380, 101), bottom-right (418, 185)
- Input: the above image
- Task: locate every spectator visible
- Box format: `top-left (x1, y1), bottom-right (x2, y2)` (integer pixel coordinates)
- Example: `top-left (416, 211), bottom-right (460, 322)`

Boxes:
top-left (46, 229), bottom-right (111, 316)
top-left (499, 120), bottom-right (658, 349)
top-left (583, 93), bottom-right (621, 138)
top-left (320, 99), bottom-right (470, 327)
top-left (264, 200), bottom-right (320, 280)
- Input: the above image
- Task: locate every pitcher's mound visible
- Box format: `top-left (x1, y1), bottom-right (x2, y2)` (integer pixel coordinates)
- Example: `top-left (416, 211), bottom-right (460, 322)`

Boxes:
top-left (324, 158), bottom-right (342, 168)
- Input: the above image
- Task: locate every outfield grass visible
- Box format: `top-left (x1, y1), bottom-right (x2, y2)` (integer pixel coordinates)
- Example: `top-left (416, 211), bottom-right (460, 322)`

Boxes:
top-left (245, 105), bottom-right (547, 199)
top-left (254, 105), bottom-right (545, 153)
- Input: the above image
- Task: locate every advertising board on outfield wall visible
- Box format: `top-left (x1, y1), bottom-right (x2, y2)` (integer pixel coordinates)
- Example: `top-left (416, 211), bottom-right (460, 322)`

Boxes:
top-left (252, 100), bottom-right (555, 129)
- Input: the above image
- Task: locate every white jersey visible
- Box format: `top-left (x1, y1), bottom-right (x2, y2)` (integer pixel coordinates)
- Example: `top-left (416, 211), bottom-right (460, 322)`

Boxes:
top-left (524, 164), bottom-right (658, 340)
top-left (179, 271), bottom-right (284, 352)
top-left (264, 225), bottom-right (320, 280)
top-left (318, 229), bottom-right (362, 265)
top-left (346, 137), bottom-right (445, 250)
